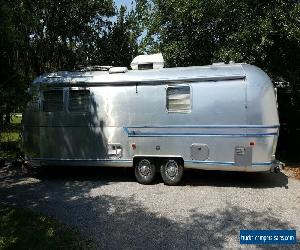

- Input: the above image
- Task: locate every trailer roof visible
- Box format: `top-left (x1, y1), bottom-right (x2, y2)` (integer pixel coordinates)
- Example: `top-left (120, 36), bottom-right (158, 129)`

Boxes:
top-left (33, 63), bottom-right (246, 86)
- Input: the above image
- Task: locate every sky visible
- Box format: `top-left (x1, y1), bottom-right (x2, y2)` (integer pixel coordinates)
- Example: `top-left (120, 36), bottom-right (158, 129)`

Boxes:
top-left (115, 0), bottom-right (136, 10)
top-left (110, 0), bottom-right (136, 23)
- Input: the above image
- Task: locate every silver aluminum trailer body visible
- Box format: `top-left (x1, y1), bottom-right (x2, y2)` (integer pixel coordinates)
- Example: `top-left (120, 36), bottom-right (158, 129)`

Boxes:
top-left (22, 63), bottom-right (280, 183)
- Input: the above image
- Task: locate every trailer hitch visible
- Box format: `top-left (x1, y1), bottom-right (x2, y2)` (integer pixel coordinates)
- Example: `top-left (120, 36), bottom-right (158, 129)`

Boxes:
top-left (270, 160), bottom-right (285, 173)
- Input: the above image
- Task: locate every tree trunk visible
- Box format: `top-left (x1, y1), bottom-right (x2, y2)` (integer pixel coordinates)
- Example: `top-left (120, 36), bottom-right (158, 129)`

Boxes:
top-left (5, 111), bottom-right (10, 125)
top-left (0, 113), bottom-right (4, 131)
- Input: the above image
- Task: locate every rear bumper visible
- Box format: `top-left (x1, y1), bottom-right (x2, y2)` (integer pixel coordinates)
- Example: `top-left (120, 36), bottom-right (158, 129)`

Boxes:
top-left (270, 159), bottom-right (285, 173)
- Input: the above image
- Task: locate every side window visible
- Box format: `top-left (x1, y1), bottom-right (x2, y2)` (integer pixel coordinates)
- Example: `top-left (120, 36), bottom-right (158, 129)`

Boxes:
top-left (68, 89), bottom-right (90, 113)
top-left (166, 85), bottom-right (191, 112)
top-left (43, 90), bottom-right (63, 112)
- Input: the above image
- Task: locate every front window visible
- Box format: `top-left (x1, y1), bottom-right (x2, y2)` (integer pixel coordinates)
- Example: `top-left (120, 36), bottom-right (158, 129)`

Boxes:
top-left (42, 90), bottom-right (63, 112)
top-left (68, 89), bottom-right (90, 113)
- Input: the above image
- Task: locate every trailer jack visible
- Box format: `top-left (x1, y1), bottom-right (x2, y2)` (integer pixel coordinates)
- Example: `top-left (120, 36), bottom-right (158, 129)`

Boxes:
top-left (270, 160), bottom-right (285, 173)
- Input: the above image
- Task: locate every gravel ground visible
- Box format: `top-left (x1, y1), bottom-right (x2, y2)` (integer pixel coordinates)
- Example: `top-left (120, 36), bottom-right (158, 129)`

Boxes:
top-left (0, 165), bottom-right (299, 249)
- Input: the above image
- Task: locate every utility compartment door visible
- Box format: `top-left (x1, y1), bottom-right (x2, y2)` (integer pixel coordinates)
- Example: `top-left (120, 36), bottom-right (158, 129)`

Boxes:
top-left (190, 144), bottom-right (209, 161)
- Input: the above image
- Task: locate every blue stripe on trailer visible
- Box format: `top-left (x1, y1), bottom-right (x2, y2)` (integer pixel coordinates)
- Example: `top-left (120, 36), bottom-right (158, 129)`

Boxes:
top-left (125, 132), bottom-right (277, 137)
top-left (185, 160), bottom-right (272, 166)
top-left (126, 124), bottom-right (280, 129)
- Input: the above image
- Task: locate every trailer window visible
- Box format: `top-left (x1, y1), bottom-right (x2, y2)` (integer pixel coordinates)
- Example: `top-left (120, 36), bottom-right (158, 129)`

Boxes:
top-left (166, 86), bottom-right (191, 112)
top-left (68, 90), bottom-right (90, 113)
top-left (43, 90), bottom-right (63, 112)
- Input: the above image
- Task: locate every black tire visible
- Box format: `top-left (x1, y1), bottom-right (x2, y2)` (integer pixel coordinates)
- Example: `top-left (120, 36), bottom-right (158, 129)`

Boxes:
top-left (160, 160), bottom-right (183, 185)
top-left (135, 159), bottom-right (156, 184)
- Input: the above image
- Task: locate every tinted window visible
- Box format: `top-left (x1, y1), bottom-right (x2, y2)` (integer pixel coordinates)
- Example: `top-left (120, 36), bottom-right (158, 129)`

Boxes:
top-left (69, 90), bottom-right (90, 113)
top-left (43, 90), bottom-right (63, 112)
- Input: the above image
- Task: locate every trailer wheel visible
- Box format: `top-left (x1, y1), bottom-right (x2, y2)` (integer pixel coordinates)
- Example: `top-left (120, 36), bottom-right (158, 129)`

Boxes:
top-left (160, 160), bottom-right (183, 185)
top-left (135, 159), bottom-right (156, 185)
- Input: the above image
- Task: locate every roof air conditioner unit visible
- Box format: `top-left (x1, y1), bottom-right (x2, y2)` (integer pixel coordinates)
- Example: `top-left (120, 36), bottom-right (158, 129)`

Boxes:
top-left (130, 53), bottom-right (164, 70)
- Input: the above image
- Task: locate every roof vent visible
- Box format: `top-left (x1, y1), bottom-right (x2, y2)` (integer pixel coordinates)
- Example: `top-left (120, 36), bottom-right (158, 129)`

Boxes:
top-left (109, 67), bottom-right (128, 74)
top-left (131, 53), bottom-right (164, 70)
top-left (212, 62), bottom-right (225, 66)
top-left (77, 65), bottom-right (112, 71)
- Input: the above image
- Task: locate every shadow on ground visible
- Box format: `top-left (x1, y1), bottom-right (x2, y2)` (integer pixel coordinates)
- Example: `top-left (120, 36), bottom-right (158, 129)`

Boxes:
top-left (30, 165), bottom-right (289, 189)
top-left (183, 169), bottom-right (289, 189)
top-left (0, 166), bottom-right (297, 249)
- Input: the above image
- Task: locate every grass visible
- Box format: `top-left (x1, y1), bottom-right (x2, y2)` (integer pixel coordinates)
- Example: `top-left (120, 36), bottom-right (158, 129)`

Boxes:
top-left (0, 132), bottom-right (20, 143)
top-left (0, 203), bottom-right (94, 249)
top-left (0, 114), bottom-right (22, 158)
top-left (9, 115), bottom-right (22, 125)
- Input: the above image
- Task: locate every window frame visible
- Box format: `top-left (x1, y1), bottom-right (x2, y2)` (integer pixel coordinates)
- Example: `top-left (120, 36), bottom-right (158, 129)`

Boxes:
top-left (165, 84), bottom-right (192, 113)
top-left (67, 87), bottom-right (91, 114)
top-left (41, 88), bottom-right (64, 113)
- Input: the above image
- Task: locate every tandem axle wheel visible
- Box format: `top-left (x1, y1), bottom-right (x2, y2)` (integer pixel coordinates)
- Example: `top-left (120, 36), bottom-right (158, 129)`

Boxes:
top-left (134, 157), bottom-right (184, 185)
top-left (134, 159), bottom-right (156, 185)
top-left (160, 160), bottom-right (184, 186)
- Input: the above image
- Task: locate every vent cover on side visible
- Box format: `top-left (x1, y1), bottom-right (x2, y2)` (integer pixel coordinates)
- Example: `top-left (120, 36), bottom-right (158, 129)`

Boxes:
top-left (107, 144), bottom-right (122, 159)
top-left (191, 144), bottom-right (209, 160)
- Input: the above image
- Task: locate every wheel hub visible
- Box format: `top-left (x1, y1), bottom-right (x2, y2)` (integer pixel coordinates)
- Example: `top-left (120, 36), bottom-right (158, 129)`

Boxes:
top-left (139, 163), bottom-right (151, 176)
top-left (166, 162), bottom-right (178, 177)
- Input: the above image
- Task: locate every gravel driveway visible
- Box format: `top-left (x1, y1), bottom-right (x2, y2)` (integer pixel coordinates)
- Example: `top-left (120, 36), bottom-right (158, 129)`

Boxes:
top-left (0, 165), bottom-right (299, 249)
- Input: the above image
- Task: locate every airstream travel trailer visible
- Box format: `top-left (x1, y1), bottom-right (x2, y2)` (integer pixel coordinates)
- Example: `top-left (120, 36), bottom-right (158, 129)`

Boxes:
top-left (22, 54), bottom-right (281, 185)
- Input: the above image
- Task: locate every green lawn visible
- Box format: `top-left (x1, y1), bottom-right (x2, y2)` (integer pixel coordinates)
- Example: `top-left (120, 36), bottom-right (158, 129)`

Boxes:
top-left (0, 114), bottom-right (22, 158)
top-left (9, 115), bottom-right (22, 125)
top-left (0, 203), bottom-right (94, 249)
top-left (0, 132), bottom-right (20, 143)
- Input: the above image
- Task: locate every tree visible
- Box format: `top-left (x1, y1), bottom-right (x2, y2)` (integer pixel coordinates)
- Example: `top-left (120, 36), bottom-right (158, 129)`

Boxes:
top-left (0, 0), bottom-right (117, 127)
top-left (101, 5), bottom-right (139, 67)
top-left (27, 0), bottom-right (115, 72)
top-left (0, 0), bottom-right (29, 127)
